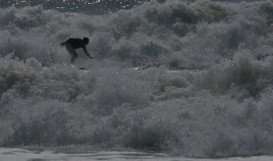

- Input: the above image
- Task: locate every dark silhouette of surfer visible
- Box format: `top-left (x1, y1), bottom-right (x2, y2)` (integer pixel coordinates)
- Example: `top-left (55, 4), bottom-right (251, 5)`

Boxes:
top-left (61, 37), bottom-right (92, 63)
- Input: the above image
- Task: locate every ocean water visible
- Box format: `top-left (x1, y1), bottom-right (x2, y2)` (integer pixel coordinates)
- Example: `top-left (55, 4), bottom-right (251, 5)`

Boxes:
top-left (2, 148), bottom-right (273, 161)
top-left (1, 148), bottom-right (273, 161)
top-left (0, 0), bottom-right (150, 14)
top-left (0, 0), bottom-right (262, 13)
top-left (1, 0), bottom-right (273, 159)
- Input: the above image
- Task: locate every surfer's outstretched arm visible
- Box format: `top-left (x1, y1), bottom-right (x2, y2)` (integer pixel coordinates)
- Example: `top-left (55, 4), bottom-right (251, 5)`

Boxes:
top-left (83, 46), bottom-right (92, 59)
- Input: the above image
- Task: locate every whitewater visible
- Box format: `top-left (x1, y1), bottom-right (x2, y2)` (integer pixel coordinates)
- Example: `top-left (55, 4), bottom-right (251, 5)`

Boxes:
top-left (1, 0), bottom-right (273, 160)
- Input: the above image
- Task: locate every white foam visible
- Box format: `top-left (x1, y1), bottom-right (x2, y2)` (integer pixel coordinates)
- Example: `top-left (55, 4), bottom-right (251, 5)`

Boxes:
top-left (1, 1), bottom-right (273, 158)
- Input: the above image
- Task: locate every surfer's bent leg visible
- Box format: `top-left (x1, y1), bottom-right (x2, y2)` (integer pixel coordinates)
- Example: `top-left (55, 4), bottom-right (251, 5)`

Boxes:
top-left (70, 54), bottom-right (78, 63)
top-left (64, 43), bottom-right (78, 63)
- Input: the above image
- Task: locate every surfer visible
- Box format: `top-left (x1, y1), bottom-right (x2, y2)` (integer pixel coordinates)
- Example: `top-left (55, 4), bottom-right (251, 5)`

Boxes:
top-left (61, 37), bottom-right (92, 63)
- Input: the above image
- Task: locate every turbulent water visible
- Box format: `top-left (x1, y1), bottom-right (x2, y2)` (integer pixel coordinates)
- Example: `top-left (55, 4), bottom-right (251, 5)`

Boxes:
top-left (1, 0), bottom-right (273, 158)
top-left (0, 0), bottom-right (262, 13)
top-left (1, 0), bottom-right (150, 14)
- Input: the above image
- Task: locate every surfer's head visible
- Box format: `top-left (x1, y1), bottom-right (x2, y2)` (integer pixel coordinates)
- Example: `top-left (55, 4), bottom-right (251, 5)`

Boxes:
top-left (82, 37), bottom-right (89, 45)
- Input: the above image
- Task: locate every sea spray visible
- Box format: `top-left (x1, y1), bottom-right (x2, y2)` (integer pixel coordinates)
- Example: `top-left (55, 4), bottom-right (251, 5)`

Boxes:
top-left (1, 0), bottom-right (273, 158)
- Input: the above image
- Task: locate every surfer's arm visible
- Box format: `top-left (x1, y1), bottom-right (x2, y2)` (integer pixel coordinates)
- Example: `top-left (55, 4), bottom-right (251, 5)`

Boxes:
top-left (83, 46), bottom-right (92, 59)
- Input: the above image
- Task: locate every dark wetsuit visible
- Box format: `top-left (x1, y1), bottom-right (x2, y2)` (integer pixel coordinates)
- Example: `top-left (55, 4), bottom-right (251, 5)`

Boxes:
top-left (65, 38), bottom-right (85, 49)
top-left (62, 37), bottom-right (91, 63)
top-left (63, 38), bottom-right (86, 55)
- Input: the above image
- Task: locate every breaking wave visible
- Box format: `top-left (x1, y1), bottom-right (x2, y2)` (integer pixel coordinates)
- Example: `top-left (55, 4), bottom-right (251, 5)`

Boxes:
top-left (1, 0), bottom-right (273, 158)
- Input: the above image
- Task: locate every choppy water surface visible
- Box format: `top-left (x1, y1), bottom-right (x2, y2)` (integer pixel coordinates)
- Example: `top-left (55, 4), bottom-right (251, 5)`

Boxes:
top-left (0, 0), bottom-right (262, 13)
top-left (1, 0), bottom-right (161, 13)
top-left (1, 148), bottom-right (273, 161)
top-left (1, 0), bottom-right (273, 159)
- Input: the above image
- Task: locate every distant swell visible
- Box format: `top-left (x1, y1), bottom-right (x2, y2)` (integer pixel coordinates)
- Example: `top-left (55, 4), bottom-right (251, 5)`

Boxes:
top-left (1, 0), bottom-right (273, 158)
